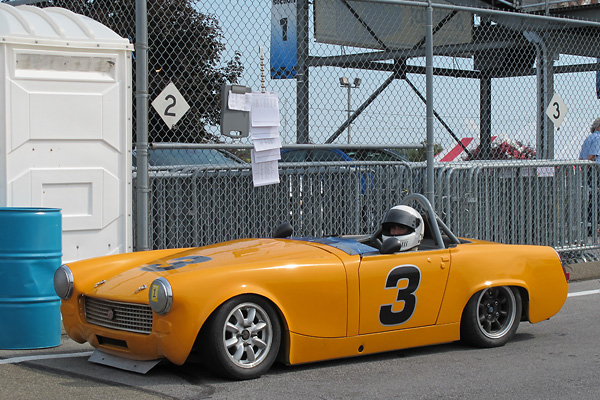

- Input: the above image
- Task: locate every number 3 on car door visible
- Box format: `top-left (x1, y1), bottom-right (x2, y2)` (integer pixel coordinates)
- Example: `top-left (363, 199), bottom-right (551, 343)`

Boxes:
top-left (358, 250), bottom-right (451, 334)
top-left (379, 265), bottom-right (421, 326)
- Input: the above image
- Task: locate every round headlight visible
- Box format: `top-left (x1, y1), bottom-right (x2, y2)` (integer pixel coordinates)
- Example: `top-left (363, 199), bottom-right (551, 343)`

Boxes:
top-left (54, 265), bottom-right (74, 300)
top-left (149, 277), bottom-right (173, 315)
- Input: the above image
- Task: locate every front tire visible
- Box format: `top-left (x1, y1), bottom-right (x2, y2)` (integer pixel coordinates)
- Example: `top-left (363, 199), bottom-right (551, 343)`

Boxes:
top-left (460, 286), bottom-right (522, 348)
top-left (203, 295), bottom-right (281, 380)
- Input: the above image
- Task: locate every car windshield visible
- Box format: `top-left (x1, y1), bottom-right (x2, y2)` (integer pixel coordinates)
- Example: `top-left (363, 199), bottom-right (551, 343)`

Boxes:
top-left (280, 149), bottom-right (349, 162)
top-left (280, 148), bottom-right (408, 162)
top-left (280, 149), bottom-right (310, 162)
top-left (344, 149), bottom-right (408, 162)
top-left (133, 148), bottom-right (243, 167)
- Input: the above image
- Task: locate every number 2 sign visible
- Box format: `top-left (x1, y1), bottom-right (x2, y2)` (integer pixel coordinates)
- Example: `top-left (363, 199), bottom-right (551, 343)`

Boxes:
top-left (545, 92), bottom-right (568, 129)
top-left (152, 82), bottom-right (190, 129)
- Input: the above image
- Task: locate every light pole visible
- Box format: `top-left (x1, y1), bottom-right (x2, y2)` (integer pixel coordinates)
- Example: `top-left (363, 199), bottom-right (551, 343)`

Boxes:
top-left (339, 77), bottom-right (361, 144)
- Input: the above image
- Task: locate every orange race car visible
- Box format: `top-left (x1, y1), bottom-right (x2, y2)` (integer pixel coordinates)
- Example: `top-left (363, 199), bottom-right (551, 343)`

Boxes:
top-left (54, 194), bottom-right (569, 380)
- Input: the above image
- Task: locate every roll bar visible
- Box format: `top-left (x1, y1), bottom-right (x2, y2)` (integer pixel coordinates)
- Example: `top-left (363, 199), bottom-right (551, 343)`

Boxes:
top-left (401, 193), bottom-right (460, 249)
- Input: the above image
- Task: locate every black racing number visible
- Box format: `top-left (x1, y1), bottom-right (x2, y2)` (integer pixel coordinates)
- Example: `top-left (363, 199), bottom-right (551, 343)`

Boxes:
top-left (379, 265), bottom-right (421, 326)
top-left (141, 255), bottom-right (211, 272)
top-left (280, 18), bottom-right (288, 41)
top-left (552, 101), bottom-right (560, 120)
top-left (164, 94), bottom-right (177, 117)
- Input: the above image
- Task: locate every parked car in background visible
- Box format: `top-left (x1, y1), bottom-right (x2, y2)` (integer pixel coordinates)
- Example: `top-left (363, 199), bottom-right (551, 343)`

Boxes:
top-left (133, 145), bottom-right (246, 169)
top-left (280, 148), bottom-right (409, 163)
top-left (279, 147), bottom-right (412, 196)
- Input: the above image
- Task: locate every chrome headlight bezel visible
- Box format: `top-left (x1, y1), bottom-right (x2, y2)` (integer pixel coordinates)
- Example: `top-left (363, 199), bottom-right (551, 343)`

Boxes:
top-left (149, 277), bottom-right (173, 315)
top-left (54, 264), bottom-right (74, 300)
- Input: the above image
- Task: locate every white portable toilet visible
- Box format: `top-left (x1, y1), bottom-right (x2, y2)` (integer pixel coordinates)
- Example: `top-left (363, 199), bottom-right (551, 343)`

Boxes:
top-left (0, 4), bottom-right (133, 262)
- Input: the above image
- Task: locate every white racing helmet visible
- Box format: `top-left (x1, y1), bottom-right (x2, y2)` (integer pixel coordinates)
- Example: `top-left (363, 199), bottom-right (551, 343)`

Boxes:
top-left (381, 205), bottom-right (424, 251)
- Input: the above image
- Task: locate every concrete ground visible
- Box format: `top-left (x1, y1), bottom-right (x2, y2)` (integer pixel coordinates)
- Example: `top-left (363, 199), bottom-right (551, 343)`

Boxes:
top-left (562, 246), bottom-right (600, 282)
top-left (565, 260), bottom-right (600, 281)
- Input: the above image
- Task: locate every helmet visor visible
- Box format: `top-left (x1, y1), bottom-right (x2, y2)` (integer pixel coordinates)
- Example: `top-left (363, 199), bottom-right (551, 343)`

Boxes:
top-left (382, 208), bottom-right (421, 229)
top-left (382, 222), bottom-right (414, 236)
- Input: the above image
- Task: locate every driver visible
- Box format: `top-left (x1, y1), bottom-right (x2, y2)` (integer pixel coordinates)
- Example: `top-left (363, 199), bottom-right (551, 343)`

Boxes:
top-left (381, 205), bottom-right (424, 251)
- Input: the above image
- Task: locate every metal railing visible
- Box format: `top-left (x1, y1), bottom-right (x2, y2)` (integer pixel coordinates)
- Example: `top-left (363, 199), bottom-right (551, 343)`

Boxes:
top-left (135, 158), bottom-right (600, 255)
top-left (424, 160), bottom-right (600, 252)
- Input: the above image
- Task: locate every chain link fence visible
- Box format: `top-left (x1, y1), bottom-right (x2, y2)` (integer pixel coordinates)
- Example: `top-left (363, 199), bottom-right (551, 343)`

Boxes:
top-left (7, 0), bottom-right (600, 257)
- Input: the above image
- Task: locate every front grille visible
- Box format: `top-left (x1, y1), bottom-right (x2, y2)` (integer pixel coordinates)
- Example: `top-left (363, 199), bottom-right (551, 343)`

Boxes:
top-left (84, 296), bottom-right (153, 334)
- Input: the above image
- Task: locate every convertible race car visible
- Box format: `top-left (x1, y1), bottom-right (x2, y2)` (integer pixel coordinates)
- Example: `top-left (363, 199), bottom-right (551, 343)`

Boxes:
top-left (54, 194), bottom-right (569, 380)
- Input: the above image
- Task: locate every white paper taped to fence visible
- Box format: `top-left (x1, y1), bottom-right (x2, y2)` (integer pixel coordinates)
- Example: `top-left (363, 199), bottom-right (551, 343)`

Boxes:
top-left (228, 91), bottom-right (251, 112)
top-left (251, 126), bottom-right (279, 140)
top-left (253, 148), bottom-right (281, 162)
top-left (250, 92), bottom-right (281, 127)
top-left (250, 92), bottom-right (281, 187)
top-left (253, 137), bottom-right (282, 152)
top-left (251, 149), bottom-right (280, 186)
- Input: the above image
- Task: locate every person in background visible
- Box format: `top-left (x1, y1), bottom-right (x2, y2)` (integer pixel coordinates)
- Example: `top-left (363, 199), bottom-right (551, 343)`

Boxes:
top-left (580, 117), bottom-right (600, 162)
top-left (579, 117), bottom-right (600, 235)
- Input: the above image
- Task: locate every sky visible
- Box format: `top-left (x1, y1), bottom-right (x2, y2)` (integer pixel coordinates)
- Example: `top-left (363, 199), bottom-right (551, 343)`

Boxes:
top-left (197, 0), bottom-right (599, 159)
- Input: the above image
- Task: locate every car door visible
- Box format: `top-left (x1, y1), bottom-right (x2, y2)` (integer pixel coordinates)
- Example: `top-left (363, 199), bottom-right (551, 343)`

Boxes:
top-left (358, 247), bottom-right (451, 334)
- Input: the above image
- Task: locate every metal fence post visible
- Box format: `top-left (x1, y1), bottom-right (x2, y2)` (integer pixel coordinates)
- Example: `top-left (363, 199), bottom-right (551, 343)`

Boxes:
top-left (425, 0), bottom-right (435, 207)
top-left (296, 0), bottom-right (309, 144)
top-left (135, 0), bottom-right (150, 251)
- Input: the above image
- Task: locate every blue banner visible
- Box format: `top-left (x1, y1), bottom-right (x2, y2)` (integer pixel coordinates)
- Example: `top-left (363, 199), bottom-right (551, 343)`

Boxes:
top-left (270, 0), bottom-right (297, 79)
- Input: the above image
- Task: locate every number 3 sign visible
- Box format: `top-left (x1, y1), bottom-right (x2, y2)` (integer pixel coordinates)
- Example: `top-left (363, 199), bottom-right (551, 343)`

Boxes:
top-left (152, 82), bottom-right (190, 129)
top-left (545, 92), bottom-right (568, 128)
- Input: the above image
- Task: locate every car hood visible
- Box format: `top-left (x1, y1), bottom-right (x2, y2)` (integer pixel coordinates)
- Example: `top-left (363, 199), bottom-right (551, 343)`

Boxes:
top-left (88, 238), bottom-right (347, 301)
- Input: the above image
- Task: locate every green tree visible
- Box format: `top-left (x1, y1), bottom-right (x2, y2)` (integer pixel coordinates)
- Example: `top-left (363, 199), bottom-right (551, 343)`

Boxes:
top-left (397, 141), bottom-right (444, 162)
top-left (38, 0), bottom-right (243, 143)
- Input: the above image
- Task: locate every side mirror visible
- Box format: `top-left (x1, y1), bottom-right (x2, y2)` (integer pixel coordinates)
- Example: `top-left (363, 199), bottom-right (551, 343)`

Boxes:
top-left (273, 222), bottom-right (293, 238)
top-left (381, 237), bottom-right (403, 254)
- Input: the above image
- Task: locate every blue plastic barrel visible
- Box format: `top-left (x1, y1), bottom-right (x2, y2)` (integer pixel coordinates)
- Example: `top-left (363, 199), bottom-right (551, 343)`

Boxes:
top-left (0, 208), bottom-right (62, 349)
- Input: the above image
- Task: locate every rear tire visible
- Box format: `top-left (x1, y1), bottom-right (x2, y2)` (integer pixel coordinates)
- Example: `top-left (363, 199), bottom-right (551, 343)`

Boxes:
top-left (460, 286), bottom-right (522, 348)
top-left (203, 295), bottom-right (281, 380)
